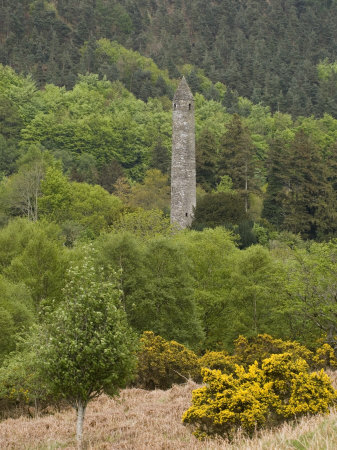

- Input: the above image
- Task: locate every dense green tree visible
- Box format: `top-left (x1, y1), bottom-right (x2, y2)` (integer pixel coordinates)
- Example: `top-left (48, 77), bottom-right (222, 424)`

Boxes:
top-left (39, 167), bottom-right (72, 223)
top-left (150, 138), bottom-right (171, 176)
top-left (128, 169), bottom-right (170, 212)
top-left (40, 169), bottom-right (123, 236)
top-left (175, 228), bottom-right (238, 349)
top-left (29, 252), bottom-right (137, 447)
top-left (317, 63), bottom-right (337, 117)
top-left (262, 136), bottom-right (290, 228)
top-left (0, 145), bottom-right (55, 221)
top-left (112, 208), bottom-right (174, 239)
top-left (0, 94), bottom-right (23, 175)
top-left (0, 219), bottom-right (68, 310)
top-left (279, 130), bottom-right (327, 239)
top-left (318, 141), bottom-right (337, 239)
top-left (96, 233), bottom-right (204, 349)
top-left (218, 114), bottom-right (255, 211)
top-left (4, 228), bottom-right (68, 310)
top-left (226, 245), bottom-right (283, 344)
top-left (70, 153), bottom-right (98, 185)
top-left (97, 160), bottom-right (124, 193)
top-left (196, 128), bottom-right (218, 191)
top-left (175, 228), bottom-right (284, 350)
top-left (192, 192), bottom-right (249, 231)
top-left (68, 182), bottom-right (124, 236)
top-left (95, 232), bottom-right (146, 314)
top-left (279, 241), bottom-right (337, 350)
top-left (0, 276), bottom-right (34, 364)
top-left (142, 238), bottom-right (204, 348)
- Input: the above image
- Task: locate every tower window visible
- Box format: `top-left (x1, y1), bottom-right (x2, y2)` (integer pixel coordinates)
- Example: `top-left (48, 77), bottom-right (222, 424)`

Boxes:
top-left (186, 213), bottom-right (188, 217)
top-left (189, 104), bottom-right (191, 110)
top-left (174, 103), bottom-right (177, 110)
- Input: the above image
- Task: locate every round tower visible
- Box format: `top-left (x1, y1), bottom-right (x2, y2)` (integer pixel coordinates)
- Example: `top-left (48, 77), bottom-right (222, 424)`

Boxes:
top-left (171, 77), bottom-right (196, 228)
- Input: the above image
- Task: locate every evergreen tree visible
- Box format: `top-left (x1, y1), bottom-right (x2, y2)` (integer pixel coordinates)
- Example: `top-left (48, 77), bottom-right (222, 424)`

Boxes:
top-left (192, 192), bottom-right (249, 231)
top-left (196, 129), bottom-right (218, 191)
top-left (218, 114), bottom-right (255, 211)
top-left (279, 130), bottom-right (326, 239)
top-left (262, 137), bottom-right (289, 228)
top-left (150, 139), bottom-right (170, 176)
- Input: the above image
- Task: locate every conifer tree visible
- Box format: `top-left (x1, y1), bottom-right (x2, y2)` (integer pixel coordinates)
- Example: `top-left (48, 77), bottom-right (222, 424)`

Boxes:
top-left (218, 114), bottom-right (255, 211)
top-left (196, 128), bottom-right (218, 191)
top-left (279, 130), bottom-right (325, 239)
top-left (262, 136), bottom-right (289, 228)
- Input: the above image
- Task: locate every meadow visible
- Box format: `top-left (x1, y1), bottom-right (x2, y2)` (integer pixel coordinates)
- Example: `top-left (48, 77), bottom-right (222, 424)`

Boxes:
top-left (1, 373), bottom-right (337, 450)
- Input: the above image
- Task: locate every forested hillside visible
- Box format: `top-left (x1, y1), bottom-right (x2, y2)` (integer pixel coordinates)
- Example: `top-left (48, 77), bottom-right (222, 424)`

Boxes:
top-left (2, 0), bottom-right (337, 116)
top-left (2, 62), bottom-right (337, 241)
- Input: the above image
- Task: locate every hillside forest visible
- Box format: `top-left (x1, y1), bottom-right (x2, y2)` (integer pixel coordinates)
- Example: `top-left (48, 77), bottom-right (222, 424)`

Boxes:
top-left (2, 0), bottom-right (337, 445)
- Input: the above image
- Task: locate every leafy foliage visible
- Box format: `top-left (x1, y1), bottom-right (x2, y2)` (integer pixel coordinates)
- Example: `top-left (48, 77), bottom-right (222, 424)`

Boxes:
top-left (0, 344), bottom-right (55, 416)
top-left (112, 208), bottom-right (174, 239)
top-left (34, 248), bottom-right (138, 444)
top-left (0, 218), bottom-right (68, 309)
top-left (37, 252), bottom-right (137, 402)
top-left (96, 232), bottom-right (204, 348)
top-left (0, 276), bottom-right (33, 364)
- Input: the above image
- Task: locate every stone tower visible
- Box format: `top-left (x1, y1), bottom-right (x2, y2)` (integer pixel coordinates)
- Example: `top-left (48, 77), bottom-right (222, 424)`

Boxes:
top-left (171, 77), bottom-right (196, 228)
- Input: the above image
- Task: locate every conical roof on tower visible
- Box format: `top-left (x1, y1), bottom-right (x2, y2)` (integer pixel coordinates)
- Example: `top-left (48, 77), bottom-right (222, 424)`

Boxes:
top-left (173, 76), bottom-right (194, 101)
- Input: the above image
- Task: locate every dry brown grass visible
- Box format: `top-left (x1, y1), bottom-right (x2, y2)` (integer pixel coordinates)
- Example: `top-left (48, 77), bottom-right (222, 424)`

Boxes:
top-left (1, 374), bottom-right (337, 449)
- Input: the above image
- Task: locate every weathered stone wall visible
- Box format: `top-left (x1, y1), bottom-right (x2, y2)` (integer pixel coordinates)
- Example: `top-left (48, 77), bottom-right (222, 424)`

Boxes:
top-left (171, 78), bottom-right (196, 228)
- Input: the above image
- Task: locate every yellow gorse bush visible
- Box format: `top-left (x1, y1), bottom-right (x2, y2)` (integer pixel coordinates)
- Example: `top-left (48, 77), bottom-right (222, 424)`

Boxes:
top-left (233, 334), bottom-right (314, 367)
top-left (232, 334), bottom-right (337, 370)
top-left (198, 351), bottom-right (236, 373)
top-left (137, 331), bottom-right (200, 389)
top-left (312, 343), bottom-right (337, 369)
top-left (183, 352), bottom-right (337, 438)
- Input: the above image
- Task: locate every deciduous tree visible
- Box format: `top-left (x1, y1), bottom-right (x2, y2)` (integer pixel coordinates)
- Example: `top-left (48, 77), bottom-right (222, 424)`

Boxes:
top-left (36, 252), bottom-right (137, 447)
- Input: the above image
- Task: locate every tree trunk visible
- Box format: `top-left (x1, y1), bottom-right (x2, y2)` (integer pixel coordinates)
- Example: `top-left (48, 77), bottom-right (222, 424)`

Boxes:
top-left (253, 297), bottom-right (257, 335)
top-left (244, 160), bottom-right (249, 213)
top-left (327, 325), bottom-right (337, 358)
top-left (76, 400), bottom-right (86, 449)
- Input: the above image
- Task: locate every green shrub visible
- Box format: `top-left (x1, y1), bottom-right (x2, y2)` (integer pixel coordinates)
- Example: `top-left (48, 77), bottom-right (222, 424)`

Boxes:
top-left (136, 331), bottom-right (200, 389)
top-left (182, 352), bottom-right (337, 439)
top-left (0, 346), bottom-right (57, 418)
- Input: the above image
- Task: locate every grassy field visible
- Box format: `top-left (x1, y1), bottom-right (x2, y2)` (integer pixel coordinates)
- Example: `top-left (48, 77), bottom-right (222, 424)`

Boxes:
top-left (1, 376), bottom-right (337, 449)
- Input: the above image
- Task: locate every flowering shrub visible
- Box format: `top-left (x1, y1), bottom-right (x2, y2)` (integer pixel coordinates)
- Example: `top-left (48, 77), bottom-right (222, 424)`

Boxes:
top-left (182, 352), bottom-right (337, 438)
top-left (233, 334), bottom-right (314, 367)
top-left (232, 334), bottom-right (337, 371)
top-left (136, 331), bottom-right (200, 389)
top-left (312, 343), bottom-right (337, 369)
top-left (199, 351), bottom-right (236, 374)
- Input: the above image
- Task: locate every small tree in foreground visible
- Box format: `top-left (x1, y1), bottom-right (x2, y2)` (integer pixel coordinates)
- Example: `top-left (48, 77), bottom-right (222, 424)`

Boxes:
top-left (36, 251), bottom-right (138, 448)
